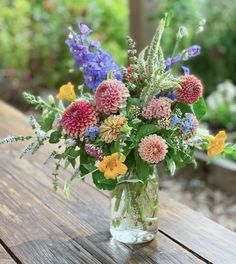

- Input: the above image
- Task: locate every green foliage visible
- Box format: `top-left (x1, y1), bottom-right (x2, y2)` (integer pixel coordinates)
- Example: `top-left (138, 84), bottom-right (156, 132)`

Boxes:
top-left (205, 81), bottom-right (236, 130)
top-left (92, 170), bottom-right (117, 190)
top-left (40, 111), bottom-right (55, 132)
top-left (153, 0), bottom-right (236, 94)
top-left (191, 97), bottom-right (207, 120)
top-left (0, 0), bottom-right (128, 104)
top-left (134, 149), bottom-right (151, 182)
top-left (136, 124), bottom-right (159, 142)
top-left (0, 135), bottom-right (32, 145)
top-left (49, 130), bottom-right (62, 144)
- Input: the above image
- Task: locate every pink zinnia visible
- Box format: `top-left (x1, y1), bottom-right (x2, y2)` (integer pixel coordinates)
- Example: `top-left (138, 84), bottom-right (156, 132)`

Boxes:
top-left (175, 75), bottom-right (203, 104)
top-left (95, 79), bottom-right (129, 114)
top-left (61, 101), bottom-right (99, 138)
top-left (138, 134), bottom-right (168, 164)
top-left (142, 97), bottom-right (172, 119)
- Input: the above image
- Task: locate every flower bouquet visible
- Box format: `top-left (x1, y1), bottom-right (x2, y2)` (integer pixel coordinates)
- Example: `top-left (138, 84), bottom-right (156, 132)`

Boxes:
top-left (1, 19), bottom-right (236, 244)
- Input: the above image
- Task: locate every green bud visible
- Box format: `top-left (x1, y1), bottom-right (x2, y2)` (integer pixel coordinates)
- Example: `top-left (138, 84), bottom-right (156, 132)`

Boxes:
top-left (48, 95), bottom-right (55, 105)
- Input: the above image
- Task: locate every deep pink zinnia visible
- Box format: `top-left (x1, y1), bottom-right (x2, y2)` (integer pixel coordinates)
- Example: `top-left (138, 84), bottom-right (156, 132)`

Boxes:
top-left (61, 101), bottom-right (99, 138)
top-left (138, 134), bottom-right (168, 164)
top-left (85, 144), bottom-right (103, 160)
top-left (175, 75), bottom-right (203, 104)
top-left (142, 97), bottom-right (172, 119)
top-left (95, 79), bottom-right (129, 114)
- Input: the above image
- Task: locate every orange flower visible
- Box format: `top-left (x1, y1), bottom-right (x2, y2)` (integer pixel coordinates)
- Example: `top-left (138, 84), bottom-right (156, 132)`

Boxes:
top-left (206, 131), bottom-right (227, 157)
top-left (99, 153), bottom-right (127, 180)
top-left (57, 82), bottom-right (76, 102)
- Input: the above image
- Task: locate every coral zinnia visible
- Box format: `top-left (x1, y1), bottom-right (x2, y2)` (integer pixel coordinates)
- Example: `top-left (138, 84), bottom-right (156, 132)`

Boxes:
top-left (61, 101), bottom-right (99, 137)
top-left (95, 79), bottom-right (129, 114)
top-left (57, 82), bottom-right (76, 102)
top-left (99, 153), bottom-right (127, 179)
top-left (206, 130), bottom-right (227, 158)
top-left (138, 134), bottom-right (168, 164)
top-left (142, 97), bottom-right (172, 119)
top-left (99, 115), bottom-right (127, 143)
top-left (175, 75), bottom-right (203, 104)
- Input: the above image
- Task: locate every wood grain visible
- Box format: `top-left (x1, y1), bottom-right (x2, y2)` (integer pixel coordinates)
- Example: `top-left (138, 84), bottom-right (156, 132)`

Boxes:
top-left (0, 100), bottom-right (236, 263)
top-left (0, 245), bottom-right (16, 264)
top-left (0, 140), bottom-right (204, 263)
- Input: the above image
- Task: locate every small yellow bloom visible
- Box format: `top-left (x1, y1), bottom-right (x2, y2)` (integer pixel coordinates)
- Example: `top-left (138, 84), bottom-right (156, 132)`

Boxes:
top-left (57, 82), bottom-right (76, 102)
top-left (99, 153), bottom-right (128, 180)
top-left (206, 130), bottom-right (227, 157)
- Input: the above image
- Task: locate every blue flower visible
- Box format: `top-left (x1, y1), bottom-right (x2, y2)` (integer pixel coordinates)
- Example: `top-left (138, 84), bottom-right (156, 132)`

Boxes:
top-left (66, 23), bottom-right (122, 90)
top-left (164, 45), bottom-right (201, 72)
top-left (188, 45), bottom-right (201, 57)
top-left (181, 66), bottom-right (190, 75)
top-left (180, 113), bottom-right (195, 135)
top-left (156, 88), bottom-right (177, 101)
top-left (84, 126), bottom-right (99, 140)
top-left (171, 115), bottom-right (181, 126)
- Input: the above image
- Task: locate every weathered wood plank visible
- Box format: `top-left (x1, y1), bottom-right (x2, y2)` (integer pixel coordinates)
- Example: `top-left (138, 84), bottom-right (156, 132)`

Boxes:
top-left (0, 143), bottom-right (204, 264)
top-left (0, 101), bottom-right (206, 263)
top-left (0, 245), bottom-right (16, 264)
top-left (0, 170), bottom-right (115, 264)
top-left (159, 194), bottom-right (236, 264)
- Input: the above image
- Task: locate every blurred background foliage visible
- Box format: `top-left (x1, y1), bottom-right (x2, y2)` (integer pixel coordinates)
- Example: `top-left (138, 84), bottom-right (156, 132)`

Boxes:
top-left (1, 0), bottom-right (236, 132)
top-left (0, 0), bottom-right (128, 108)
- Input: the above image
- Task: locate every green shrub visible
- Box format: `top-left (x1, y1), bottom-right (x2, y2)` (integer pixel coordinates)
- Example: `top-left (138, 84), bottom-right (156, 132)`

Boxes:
top-left (0, 0), bottom-right (128, 106)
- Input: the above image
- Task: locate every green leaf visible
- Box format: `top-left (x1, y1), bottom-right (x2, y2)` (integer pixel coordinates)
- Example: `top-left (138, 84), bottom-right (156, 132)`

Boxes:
top-left (191, 97), bottom-right (207, 120)
top-left (40, 111), bottom-right (55, 132)
top-left (49, 130), bottom-right (62, 144)
top-left (177, 103), bottom-right (192, 115)
top-left (117, 178), bottom-right (144, 185)
top-left (63, 181), bottom-right (71, 198)
top-left (82, 163), bottom-right (96, 172)
top-left (68, 158), bottom-right (76, 168)
top-left (92, 170), bottom-right (117, 190)
top-left (134, 149), bottom-right (150, 181)
top-left (167, 158), bottom-right (176, 176)
top-left (137, 124), bottom-right (159, 141)
top-left (65, 147), bottom-right (80, 159)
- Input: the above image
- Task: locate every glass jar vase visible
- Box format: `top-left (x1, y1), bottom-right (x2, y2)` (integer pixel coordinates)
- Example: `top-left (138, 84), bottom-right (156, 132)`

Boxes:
top-left (110, 168), bottom-right (159, 244)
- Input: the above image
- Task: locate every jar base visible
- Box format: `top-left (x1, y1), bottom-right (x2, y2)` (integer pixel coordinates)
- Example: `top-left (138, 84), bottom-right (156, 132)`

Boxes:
top-left (110, 227), bottom-right (156, 244)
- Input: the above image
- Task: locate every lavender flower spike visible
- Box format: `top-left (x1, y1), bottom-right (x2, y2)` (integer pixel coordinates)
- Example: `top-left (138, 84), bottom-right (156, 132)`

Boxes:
top-left (66, 23), bottom-right (122, 90)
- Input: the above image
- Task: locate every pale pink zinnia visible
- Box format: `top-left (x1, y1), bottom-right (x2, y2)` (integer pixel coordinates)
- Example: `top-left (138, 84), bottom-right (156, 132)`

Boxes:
top-left (61, 101), bottom-right (99, 138)
top-left (142, 97), bottom-right (172, 119)
top-left (175, 75), bottom-right (203, 104)
top-left (95, 79), bottom-right (129, 114)
top-left (138, 134), bottom-right (168, 164)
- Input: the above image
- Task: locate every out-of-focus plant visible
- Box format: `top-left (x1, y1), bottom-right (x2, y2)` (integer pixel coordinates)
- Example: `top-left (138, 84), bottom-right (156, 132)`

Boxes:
top-left (0, 0), bottom-right (128, 108)
top-left (206, 81), bottom-right (236, 131)
top-left (153, 0), bottom-right (236, 95)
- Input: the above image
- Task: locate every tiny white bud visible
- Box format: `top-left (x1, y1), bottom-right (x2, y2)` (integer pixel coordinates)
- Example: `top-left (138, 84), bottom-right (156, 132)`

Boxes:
top-left (48, 95), bottom-right (55, 105)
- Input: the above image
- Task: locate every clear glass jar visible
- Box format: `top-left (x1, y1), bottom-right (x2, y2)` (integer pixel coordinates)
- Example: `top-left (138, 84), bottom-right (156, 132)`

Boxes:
top-left (110, 168), bottom-right (158, 244)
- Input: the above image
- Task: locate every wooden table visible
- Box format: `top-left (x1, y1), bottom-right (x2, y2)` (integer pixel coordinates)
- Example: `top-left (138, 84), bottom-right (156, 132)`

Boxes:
top-left (0, 100), bottom-right (236, 264)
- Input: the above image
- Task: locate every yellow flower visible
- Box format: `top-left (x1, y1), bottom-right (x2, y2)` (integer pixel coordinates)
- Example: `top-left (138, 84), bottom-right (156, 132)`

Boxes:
top-left (206, 130), bottom-right (227, 157)
top-left (57, 82), bottom-right (76, 102)
top-left (99, 153), bottom-right (128, 180)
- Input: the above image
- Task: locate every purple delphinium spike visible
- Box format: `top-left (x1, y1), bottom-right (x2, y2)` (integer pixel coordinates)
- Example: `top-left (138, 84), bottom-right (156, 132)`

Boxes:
top-left (66, 23), bottom-right (122, 90)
